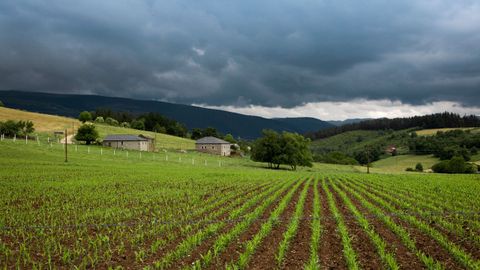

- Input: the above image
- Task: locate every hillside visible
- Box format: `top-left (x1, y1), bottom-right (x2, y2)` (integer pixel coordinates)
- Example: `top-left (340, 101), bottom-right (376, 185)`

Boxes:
top-left (0, 107), bottom-right (195, 150)
top-left (0, 90), bottom-right (334, 139)
top-left (310, 129), bottom-right (412, 156)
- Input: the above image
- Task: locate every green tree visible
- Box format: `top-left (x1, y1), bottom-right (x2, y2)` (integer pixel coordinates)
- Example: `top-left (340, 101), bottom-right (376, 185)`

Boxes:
top-left (251, 130), bottom-right (313, 170)
top-left (415, 163), bottom-right (423, 172)
top-left (78, 111), bottom-right (92, 123)
top-left (131, 120), bottom-right (145, 130)
top-left (191, 128), bottom-right (203, 140)
top-left (120, 122), bottom-right (130, 128)
top-left (224, 133), bottom-right (237, 144)
top-left (75, 124), bottom-right (99, 145)
top-left (153, 123), bottom-right (166, 134)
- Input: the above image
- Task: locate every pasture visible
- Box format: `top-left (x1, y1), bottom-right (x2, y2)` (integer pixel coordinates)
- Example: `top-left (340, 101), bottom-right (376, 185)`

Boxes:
top-left (1, 138), bottom-right (479, 269)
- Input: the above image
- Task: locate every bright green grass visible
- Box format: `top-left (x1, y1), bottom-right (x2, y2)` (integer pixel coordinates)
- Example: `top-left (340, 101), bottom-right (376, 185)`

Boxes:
top-left (95, 123), bottom-right (195, 150)
top-left (1, 138), bottom-right (479, 269)
top-left (371, 154), bottom-right (440, 173)
top-left (416, 127), bottom-right (480, 136)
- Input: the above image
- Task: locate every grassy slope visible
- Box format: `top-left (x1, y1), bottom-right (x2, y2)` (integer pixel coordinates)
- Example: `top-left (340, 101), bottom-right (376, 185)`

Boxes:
top-left (0, 107), bottom-right (195, 150)
top-left (310, 129), bottom-right (411, 156)
top-left (416, 127), bottom-right (480, 136)
top-left (371, 154), bottom-right (439, 173)
top-left (95, 124), bottom-right (195, 150)
top-left (0, 106), bottom-right (80, 134)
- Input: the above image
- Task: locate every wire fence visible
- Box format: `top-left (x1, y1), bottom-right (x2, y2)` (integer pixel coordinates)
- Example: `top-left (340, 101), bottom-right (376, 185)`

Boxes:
top-left (0, 135), bottom-right (237, 168)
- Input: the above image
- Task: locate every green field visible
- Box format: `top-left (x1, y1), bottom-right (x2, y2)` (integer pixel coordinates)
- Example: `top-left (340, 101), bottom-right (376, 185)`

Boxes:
top-left (95, 124), bottom-right (195, 150)
top-left (370, 154), bottom-right (440, 173)
top-left (1, 137), bottom-right (480, 269)
top-left (416, 127), bottom-right (480, 136)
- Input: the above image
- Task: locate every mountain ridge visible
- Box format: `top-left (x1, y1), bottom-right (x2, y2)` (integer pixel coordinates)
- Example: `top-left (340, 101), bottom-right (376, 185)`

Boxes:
top-left (0, 90), bottom-right (334, 139)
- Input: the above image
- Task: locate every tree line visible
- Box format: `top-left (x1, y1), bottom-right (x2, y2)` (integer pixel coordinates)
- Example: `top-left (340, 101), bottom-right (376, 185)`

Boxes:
top-left (79, 109), bottom-right (188, 138)
top-left (308, 112), bottom-right (480, 140)
top-left (0, 120), bottom-right (35, 137)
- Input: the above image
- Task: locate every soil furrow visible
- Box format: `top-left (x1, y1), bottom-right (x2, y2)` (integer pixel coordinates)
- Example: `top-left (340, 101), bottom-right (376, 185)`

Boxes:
top-left (281, 181), bottom-right (314, 269)
top-left (336, 181), bottom-right (424, 270)
top-left (359, 181), bottom-right (480, 259)
top-left (245, 182), bottom-right (305, 270)
top-left (170, 183), bottom-right (286, 269)
top-left (141, 183), bottom-right (273, 267)
top-left (327, 180), bottom-right (383, 270)
top-left (344, 181), bottom-right (463, 270)
top-left (318, 180), bottom-right (347, 270)
top-left (206, 180), bottom-right (305, 270)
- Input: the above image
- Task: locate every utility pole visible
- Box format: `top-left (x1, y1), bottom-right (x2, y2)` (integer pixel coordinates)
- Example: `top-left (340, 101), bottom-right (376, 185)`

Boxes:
top-left (365, 147), bottom-right (370, 174)
top-left (64, 129), bottom-right (68, 162)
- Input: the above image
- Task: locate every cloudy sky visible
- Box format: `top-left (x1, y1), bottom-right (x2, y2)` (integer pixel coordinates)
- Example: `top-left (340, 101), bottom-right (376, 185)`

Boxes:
top-left (1, 0), bottom-right (480, 120)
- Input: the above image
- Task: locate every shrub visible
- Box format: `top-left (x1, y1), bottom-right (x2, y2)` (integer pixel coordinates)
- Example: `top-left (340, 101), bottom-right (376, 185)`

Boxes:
top-left (120, 122), bottom-right (130, 128)
top-left (105, 117), bottom-right (119, 126)
top-left (94, 116), bottom-right (104, 123)
top-left (131, 120), bottom-right (145, 130)
top-left (415, 163), bottom-right (423, 172)
top-left (432, 156), bottom-right (477, 174)
top-left (405, 167), bottom-right (415, 172)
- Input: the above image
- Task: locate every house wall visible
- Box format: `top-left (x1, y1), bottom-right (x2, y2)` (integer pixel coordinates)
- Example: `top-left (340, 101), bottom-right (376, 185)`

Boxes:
top-left (103, 140), bottom-right (148, 151)
top-left (196, 143), bottom-right (231, 156)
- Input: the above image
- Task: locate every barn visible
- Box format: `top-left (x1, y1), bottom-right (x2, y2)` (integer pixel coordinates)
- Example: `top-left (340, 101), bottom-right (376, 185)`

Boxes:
top-left (195, 136), bottom-right (231, 156)
top-left (102, 134), bottom-right (149, 151)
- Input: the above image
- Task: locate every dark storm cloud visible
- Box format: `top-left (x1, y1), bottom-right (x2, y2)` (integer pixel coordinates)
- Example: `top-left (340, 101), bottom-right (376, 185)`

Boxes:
top-left (0, 0), bottom-right (479, 107)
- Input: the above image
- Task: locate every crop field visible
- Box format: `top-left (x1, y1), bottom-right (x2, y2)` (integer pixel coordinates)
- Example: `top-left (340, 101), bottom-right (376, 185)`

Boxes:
top-left (1, 139), bottom-right (480, 269)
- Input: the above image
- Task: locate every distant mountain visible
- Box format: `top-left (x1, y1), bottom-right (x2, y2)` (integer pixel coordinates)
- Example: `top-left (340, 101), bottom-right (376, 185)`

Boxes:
top-left (0, 90), bottom-right (334, 139)
top-left (328, 118), bottom-right (373, 126)
top-left (273, 117), bottom-right (334, 134)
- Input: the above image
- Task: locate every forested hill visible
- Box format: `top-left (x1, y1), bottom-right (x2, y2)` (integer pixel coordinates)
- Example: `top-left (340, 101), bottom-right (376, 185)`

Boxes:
top-left (0, 90), bottom-right (334, 139)
top-left (308, 112), bottom-right (480, 140)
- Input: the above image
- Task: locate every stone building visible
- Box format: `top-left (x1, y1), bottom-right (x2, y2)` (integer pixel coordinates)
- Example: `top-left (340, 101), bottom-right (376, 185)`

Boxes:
top-left (195, 136), bottom-right (231, 156)
top-left (102, 134), bottom-right (149, 151)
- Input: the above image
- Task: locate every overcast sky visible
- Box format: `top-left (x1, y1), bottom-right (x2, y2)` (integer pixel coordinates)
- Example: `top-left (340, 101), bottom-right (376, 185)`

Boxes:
top-left (1, 0), bottom-right (480, 120)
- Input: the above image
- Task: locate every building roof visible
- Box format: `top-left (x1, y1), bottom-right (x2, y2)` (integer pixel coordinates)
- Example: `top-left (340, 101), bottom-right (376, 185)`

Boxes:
top-left (103, 134), bottom-right (148, 142)
top-left (196, 136), bottom-right (231, 144)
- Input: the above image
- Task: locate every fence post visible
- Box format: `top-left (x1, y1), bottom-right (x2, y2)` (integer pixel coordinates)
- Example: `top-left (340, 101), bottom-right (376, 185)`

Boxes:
top-left (192, 158), bottom-right (195, 165)
top-left (204, 160), bottom-right (207, 166)
top-left (36, 135), bottom-right (39, 145)
top-left (75, 145), bottom-right (78, 152)
top-left (139, 152), bottom-right (142, 159)
top-left (101, 148), bottom-right (103, 155)
top-left (113, 149), bottom-right (116, 155)
top-left (13, 135), bottom-right (16, 142)
top-left (126, 151), bottom-right (129, 158)
top-left (25, 135), bottom-right (28, 144)
top-left (166, 155), bottom-right (168, 161)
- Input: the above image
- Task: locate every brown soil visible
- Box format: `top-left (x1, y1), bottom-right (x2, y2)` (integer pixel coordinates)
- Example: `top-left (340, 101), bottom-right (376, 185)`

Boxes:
top-left (207, 181), bottom-right (306, 270)
top-left (318, 181), bottom-right (347, 270)
top-left (281, 182), bottom-right (314, 269)
top-left (327, 180), bottom-right (383, 270)
top-left (171, 183), bottom-right (290, 269)
top-left (344, 181), bottom-right (464, 270)
top-left (336, 182), bottom-right (424, 270)
top-left (247, 182), bottom-right (308, 270)
top-left (139, 183), bottom-right (271, 268)
top-left (360, 182), bottom-right (480, 259)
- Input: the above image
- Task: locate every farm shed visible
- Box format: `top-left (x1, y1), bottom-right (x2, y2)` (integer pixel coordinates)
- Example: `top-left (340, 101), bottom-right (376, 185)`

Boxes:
top-left (138, 134), bottom-right (155, 151)
top-left (196, 136), bottom-right (231, 156)
top-left (102, 134), bottom-right (149, 151)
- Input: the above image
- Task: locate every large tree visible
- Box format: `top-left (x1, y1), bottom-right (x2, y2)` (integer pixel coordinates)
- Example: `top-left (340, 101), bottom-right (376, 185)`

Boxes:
top-left (251, 130), bottom-right (313, 170)
top-left (75, 124), bottom-right (99, 145)
top-left (78, 111), bottom-right (92, 123)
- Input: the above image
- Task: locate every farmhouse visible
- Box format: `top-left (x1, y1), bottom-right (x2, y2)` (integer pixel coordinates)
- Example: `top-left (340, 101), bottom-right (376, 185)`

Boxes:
top-left (196, 136), bottom-right (231, 156)
top-left (102, 134), bottom-right (149, 151)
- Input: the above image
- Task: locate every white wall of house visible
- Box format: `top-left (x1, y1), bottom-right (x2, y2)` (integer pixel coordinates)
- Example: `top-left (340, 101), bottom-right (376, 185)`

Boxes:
top-left (196, 143), bottom-right (231, 156)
